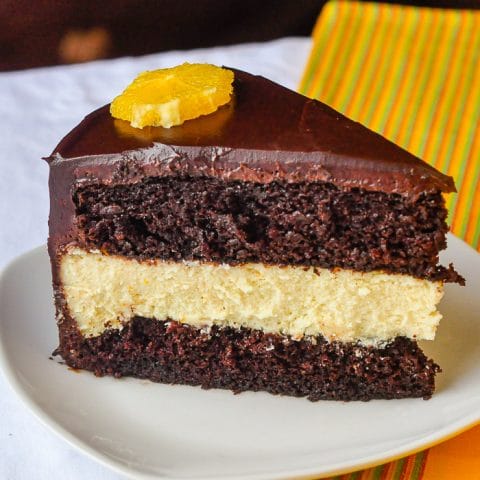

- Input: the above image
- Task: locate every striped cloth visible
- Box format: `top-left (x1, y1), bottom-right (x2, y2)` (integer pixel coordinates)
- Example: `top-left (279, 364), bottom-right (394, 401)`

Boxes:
top-left (299, 2), bottom-right (480, 479)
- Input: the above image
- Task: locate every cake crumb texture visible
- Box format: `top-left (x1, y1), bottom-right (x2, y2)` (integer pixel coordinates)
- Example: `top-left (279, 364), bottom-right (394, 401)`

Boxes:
top-left (74, 176), bottom-right (461, 283)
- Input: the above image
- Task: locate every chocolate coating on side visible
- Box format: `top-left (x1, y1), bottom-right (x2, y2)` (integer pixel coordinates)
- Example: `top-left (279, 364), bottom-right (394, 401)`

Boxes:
top-left (47, 69), bottom-right (455, 195)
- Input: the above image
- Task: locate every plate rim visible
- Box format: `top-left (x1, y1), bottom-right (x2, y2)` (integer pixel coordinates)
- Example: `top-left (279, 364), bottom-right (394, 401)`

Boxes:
top-left (1, 239), bottom-right (479, 480)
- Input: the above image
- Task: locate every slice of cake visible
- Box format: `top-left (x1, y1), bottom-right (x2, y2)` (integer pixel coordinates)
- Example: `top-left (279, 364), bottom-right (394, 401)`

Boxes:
top-left (46, 64), bottom-right (462, 401)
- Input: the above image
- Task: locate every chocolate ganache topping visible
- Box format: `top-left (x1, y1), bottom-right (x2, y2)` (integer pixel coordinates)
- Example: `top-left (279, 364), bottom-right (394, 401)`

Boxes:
top-left (47, 69), bottom-right (455, 195)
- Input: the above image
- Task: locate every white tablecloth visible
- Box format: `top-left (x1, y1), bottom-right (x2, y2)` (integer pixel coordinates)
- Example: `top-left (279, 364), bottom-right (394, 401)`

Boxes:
top-left (0, 37), bottom-right (311, 480)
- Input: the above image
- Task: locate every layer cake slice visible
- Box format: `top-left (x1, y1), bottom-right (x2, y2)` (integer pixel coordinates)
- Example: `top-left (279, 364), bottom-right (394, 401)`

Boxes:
top-left (46, 67), bottom-right (462, 401)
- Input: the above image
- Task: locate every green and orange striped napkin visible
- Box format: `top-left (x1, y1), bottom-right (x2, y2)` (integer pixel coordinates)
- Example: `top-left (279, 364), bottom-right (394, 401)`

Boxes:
top-left (299, 1), bottom-right (480, 478)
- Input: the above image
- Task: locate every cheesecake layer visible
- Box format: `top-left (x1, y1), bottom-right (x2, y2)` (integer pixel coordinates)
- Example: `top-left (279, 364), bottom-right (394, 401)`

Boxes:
top-left (72, 176), bottom-right (462, 283)
top-left (60, 248), bottom-right (443, 342)
top-left (56, 316), bottom-right (440, 401)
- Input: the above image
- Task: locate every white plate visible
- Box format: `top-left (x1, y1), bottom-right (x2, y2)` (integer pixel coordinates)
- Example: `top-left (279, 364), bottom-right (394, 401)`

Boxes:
top-left (0, 234), bottom-right (479, 480)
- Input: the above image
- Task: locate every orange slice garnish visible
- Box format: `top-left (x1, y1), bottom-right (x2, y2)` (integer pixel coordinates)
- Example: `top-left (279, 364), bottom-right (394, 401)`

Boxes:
top-left (110, 63), bottom-right (234, 129)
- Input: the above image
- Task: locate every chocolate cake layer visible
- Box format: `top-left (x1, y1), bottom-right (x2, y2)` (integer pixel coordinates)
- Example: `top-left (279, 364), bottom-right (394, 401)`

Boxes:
top-left (73, 175), bottom-right (461, 282)
top-left (56, 316), bottom-right (439, 401)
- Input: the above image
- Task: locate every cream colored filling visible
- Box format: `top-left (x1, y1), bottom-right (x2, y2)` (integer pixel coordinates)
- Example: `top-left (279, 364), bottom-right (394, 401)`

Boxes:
top-left (60, 248), bottom-right (444, 344)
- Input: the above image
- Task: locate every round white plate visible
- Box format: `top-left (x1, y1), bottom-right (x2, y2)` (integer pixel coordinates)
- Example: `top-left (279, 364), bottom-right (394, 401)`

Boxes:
top-left (0, 234), bottom-right (479, 480)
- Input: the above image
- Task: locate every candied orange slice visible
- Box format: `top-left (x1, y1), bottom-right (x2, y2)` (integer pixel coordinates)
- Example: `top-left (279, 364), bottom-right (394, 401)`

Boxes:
top-left (110, 63), bottom-right (234, 129)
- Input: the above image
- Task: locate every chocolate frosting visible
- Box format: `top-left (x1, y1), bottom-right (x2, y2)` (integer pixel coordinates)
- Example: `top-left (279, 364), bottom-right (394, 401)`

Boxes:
top-left (47, 69), bottom-right (455, 195)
